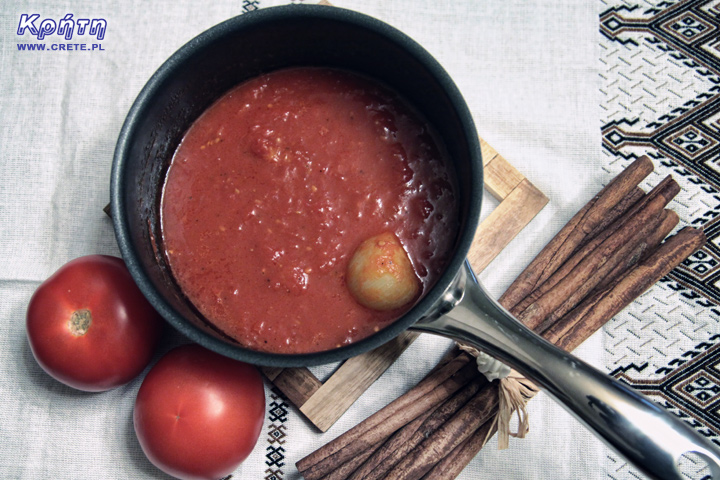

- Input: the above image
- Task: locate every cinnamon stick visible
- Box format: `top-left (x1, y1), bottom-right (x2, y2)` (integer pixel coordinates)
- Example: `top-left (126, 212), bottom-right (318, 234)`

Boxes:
top-left (384, 382), bottom-right (501, 480)
top-left (340, 409), bottom-right (435, 480)
top-left (582, 185), bottom-right (645, 243)
top-left (296, 352), bottom-right (469, 472)
top-left (531, 207), bottom-right (666, 333)
top-left (516, 184), bottom-right (674, 331)
top-left (592, 209), bottom-right (678, 294)
top-left (546, 226), bottom-right (706, 351)
top-left (349, 376), bottom-right (487, 480)
top-left (421, 417), bottom-right (498, 480)
top-left (498, 155), bottom-right (654, 310)
top-left (298, 359), bottom-right (478, 480)
top-left (319, 444), bottom-right (380, 480)
top-left (511, 175), bottom-right (679, 316)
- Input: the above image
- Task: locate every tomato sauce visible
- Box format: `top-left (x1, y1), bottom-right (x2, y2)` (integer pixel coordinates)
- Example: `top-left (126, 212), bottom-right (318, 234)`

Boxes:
top-left (160, 68), bottom-right (459, 354)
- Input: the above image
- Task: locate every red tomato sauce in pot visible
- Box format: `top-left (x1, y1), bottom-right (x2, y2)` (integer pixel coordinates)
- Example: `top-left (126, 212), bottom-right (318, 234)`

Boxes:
top-left (160, 68), bottom-right (459, 354)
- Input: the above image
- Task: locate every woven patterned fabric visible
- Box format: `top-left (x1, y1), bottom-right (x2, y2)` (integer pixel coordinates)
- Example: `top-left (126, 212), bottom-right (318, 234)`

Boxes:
top-left (600, 1), bottom-right (720, 478)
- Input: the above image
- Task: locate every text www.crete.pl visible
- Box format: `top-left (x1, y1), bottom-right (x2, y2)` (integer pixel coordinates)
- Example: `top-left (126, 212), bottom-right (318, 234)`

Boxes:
top-left (16, 13), bottom-right (106, 52)
top-left (17, 43), bottom-right (104, 51)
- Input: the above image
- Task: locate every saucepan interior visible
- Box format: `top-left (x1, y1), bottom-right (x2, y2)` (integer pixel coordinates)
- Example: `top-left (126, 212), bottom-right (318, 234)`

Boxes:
top-left (110, 4), bottom-right (483, 367)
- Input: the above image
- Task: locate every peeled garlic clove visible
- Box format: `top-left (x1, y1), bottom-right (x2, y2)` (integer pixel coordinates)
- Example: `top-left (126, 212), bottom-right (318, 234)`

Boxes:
top-left (346, 232), bottom-right (420, 311)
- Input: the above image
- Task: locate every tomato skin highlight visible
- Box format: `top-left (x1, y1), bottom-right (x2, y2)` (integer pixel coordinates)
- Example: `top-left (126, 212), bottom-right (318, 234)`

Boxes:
top-left (26, 255), bottom-right (164, 392)
top-left (133, 344), bottom-right (265, 480)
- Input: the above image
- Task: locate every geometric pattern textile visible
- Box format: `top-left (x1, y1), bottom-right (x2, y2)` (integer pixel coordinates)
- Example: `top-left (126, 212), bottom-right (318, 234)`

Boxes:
top-left (600, 1), bottom-right (720, 478)
top-left (264, 389), bottom-right (290, 480)
top-left (610, 336), bottom-right (720, 450)
top-left (600, 0), bottom-right (720, 311)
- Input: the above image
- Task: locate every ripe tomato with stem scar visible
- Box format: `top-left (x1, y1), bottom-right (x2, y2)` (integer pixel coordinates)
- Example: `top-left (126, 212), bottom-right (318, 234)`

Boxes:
top-left (26, 255), bottom-right (164, 392)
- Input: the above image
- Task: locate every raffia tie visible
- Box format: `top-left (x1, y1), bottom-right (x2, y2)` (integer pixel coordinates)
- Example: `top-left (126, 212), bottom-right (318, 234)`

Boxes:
top-left (458, 344), bottom-right (539, 449)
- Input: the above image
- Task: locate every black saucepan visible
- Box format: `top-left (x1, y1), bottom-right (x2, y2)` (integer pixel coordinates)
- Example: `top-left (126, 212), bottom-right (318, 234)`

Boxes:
top-left (110, 5), bottom-right (720, 479)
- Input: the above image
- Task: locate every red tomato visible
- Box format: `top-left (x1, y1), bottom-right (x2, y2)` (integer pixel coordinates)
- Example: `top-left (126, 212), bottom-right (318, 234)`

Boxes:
top-left (133, 344), bottom-right (265, 480)
top-left (26, 255), bottom-right (164, 392)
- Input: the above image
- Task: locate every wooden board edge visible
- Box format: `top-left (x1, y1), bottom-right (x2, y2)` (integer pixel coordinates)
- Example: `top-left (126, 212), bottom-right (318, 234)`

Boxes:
top-left (467, 178), bottom-right (548, 273)
top-left (479, 136), bottom-right (498, 167)
top-left (260, 366), bottom-right (283, 381)
top-left (260, 366), bottom-right (323, 410)
top-left (484, 152), bottom-right (526, 201)
top-left (300, 332), bottom-right (419, 431)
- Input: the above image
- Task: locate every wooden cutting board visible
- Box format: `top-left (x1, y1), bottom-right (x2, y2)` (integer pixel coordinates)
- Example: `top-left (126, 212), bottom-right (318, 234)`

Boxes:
top-left (261, 137), bottom-right (548, 432)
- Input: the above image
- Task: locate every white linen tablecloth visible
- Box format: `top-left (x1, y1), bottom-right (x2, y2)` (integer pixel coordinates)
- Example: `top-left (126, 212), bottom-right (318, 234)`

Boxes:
top-left (2, 1), bottom-right (715, 479)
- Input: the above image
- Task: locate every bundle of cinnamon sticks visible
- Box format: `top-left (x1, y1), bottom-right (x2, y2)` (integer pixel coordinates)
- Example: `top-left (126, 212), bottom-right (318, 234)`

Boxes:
top-left (296, 156), bottom-right (706, 480)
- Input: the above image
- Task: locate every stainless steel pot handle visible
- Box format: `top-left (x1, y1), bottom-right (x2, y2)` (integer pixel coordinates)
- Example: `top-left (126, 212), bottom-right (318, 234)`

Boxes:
top-left (410, 260), bottom-right (720, 480)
